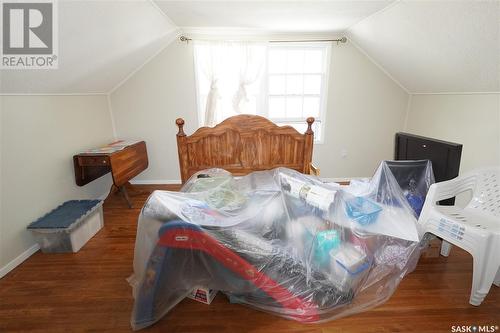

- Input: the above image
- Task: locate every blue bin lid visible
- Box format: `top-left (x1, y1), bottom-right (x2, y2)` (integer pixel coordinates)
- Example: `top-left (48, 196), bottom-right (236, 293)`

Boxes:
top-left (27, 200), bottom-right (102, 229)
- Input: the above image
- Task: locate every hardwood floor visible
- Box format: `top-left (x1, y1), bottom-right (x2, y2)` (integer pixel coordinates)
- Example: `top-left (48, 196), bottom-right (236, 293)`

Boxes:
top-left (0, 185), bottom-right (498, 333)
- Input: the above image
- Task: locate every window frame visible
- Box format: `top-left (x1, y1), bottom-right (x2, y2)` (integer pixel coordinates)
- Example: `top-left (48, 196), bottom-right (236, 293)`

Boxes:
top-left (263, 41), bottom-right (331, 144)
top-left (193, 41), bottom-right (332, 143)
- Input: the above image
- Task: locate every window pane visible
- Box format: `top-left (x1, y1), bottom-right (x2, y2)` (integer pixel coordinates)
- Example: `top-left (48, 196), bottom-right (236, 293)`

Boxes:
top-left (304, 49), bottom-right (323, 73)
top-left (286, 97), bottom-right (302, 118)
top-left (275, 120), bottom-right (322, 141)
top-left (269, 49), bottom-right (286, 73)
top-left (286, 122), bottom-right (307, 133)
top-left (276, 122), bottom-right (307, 134)
top-left (286, 75), bottom-right (303, 94)
top-left (286, 50), bottom-right (304, 73)
top-left (266, 44), bottom-right (329, 142)
top-left (303, 97), bottom-right (320, 117)
top-left (304, 75), bottom-right (321, 94)
top-left (269, 75), bottom-right (286, 95)
top-left (268, 97), bottom-right (286, 118)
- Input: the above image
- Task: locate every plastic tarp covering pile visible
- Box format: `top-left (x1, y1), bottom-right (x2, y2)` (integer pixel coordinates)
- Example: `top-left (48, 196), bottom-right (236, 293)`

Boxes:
top-left (129, 163), bottom-right (422, 330)
top-left (384, 160), bottom-right (435, 216)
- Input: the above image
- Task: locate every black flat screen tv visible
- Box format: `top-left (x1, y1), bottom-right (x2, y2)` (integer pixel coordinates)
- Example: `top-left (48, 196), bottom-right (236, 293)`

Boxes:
top-left (394, 132), bottom-right (463, 205)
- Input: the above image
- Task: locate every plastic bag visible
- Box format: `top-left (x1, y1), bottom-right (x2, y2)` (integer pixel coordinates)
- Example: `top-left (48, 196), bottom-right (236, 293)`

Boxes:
top-left (129, 164), bottom-right (422, 330)
top-left (346, 160), bottom-right (435, 217)
top-left (384, 160), bottom-right (435, 216)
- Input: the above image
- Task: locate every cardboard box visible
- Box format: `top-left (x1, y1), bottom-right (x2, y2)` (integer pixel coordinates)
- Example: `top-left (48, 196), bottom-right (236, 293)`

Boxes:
top-left (188, 287), bottom-right (218, 304)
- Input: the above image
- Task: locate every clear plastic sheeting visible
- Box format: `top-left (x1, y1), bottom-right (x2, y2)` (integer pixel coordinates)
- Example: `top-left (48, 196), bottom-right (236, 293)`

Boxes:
top-left (386, 160), bottom-right (435, 216)
top-left (129, 164), bottom-right (422, 330)
top-left (349, 160), bottom-right (434, 217)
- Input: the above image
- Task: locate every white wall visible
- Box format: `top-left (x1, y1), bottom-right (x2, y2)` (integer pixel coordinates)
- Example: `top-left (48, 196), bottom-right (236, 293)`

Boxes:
top-left (0, 97), bottom-right (3, 271)
top-left (317, 43), bottom-right (409, 178)
top-left (110, 40), bottom-right (409, 181)
top-left (110, 40), bottom-right (198, 182)
top-left (0, 95), bottom-right (114, 276)
top-left (406, 94), bottom-right (500, 173)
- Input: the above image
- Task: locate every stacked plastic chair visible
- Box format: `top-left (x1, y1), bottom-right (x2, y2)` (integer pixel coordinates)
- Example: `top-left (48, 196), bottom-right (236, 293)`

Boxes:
top-left (419, 166), bottom-right (500, 305)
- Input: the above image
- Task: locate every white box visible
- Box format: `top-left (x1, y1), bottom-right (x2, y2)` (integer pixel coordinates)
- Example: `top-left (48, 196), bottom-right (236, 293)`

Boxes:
top-left (329, 244), bottom-right (370, 291)
top-left (187, 287), bottom-right (218, 304)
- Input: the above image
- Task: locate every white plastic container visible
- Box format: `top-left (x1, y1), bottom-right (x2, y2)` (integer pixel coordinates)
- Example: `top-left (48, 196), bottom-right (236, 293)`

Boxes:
top-left (329, 244), bottom-right (371, 291)
top-left (28, 200), bottom-right (104, 253)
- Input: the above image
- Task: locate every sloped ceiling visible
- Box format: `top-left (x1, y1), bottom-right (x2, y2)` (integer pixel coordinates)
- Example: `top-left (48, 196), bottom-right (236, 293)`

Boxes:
top-left (347, 0), bottom-right (500, 93)
top-left (157, 0), bottom-right (499, 94)
top-left (154, 0), bottom-right (393, 32)
top-left (1, 0), bottom-right (498, 94)
top-left (0, 0), bottom-right (178, 94)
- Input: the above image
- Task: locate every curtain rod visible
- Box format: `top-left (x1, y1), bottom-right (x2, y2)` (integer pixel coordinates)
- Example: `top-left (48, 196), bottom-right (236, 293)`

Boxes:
top-left (179, 35), bottom-right (347, 44)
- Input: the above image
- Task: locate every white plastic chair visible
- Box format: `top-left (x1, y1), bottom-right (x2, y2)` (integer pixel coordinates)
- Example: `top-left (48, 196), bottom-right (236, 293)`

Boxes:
top-left (419, 167), bottom-right (500, 306)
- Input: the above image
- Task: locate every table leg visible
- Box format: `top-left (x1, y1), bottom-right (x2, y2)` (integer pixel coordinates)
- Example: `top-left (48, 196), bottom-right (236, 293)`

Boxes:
top-left (107, 184), bottom-right (118, 198)
top-left (120, 185), bottom-right (133, 208)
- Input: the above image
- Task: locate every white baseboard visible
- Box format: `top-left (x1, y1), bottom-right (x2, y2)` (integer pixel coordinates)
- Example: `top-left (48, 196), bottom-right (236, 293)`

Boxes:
top-left (130, 179), bottom-right (181, 185)
top-left (0, 243), bottom-right (40, 279)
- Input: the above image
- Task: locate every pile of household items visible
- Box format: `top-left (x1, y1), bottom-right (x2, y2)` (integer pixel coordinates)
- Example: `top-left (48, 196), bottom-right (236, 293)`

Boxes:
top-left (129, 161), bottom-right (434, 330)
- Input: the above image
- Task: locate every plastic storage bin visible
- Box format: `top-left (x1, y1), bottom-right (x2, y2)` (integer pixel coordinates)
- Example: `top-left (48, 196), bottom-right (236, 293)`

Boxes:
top-left (27, 200), bottom-right (104, 253)
top-left (345, 197), bottom-right (382, 225)
top-left (329, 244), bottom-right (371, 292)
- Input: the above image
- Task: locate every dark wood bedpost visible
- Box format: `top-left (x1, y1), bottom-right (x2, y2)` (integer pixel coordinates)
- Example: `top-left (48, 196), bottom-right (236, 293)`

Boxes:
top-left (303, 117), bottom-right (315, 174)
top-left (176, 118), bottom-right (189, 183)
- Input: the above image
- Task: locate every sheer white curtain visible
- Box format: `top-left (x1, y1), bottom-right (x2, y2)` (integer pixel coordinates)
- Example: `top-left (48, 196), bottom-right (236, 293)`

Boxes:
top-left (194, 40), bottom-right (268, 126)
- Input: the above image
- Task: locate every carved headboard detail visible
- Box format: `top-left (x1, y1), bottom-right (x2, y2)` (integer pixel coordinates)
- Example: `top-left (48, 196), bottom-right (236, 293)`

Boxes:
top-left (175, 115), bottom-right (317, 183)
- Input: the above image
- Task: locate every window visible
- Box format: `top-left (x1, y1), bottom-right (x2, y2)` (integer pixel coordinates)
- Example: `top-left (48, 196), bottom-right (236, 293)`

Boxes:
top-left (267, 42), bottom-right (331, 142)
top-left (194, 41), bottom-right (331, 142)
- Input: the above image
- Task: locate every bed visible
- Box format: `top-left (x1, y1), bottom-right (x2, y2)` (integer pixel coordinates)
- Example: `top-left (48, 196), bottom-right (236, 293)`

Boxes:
top-left (175, 115), bottom-right (319, 183)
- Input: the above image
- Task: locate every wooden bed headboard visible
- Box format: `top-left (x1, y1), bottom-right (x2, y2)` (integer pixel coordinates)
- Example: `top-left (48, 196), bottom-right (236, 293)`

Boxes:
top-left (175, 115), bottom-right (318, 183)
